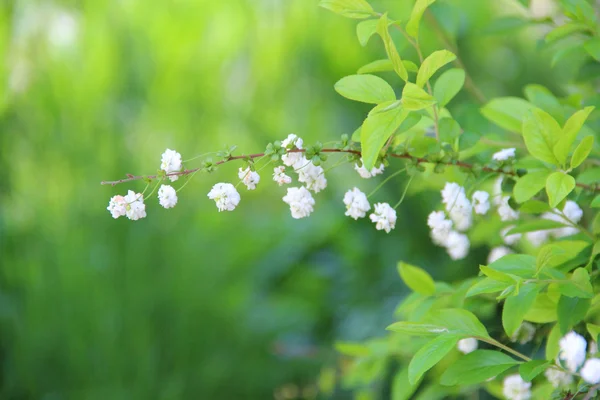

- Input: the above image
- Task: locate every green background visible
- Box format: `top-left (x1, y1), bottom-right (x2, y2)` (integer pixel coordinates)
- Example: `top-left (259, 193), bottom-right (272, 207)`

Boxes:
top-left (0, 0), bottom-right (582, 398)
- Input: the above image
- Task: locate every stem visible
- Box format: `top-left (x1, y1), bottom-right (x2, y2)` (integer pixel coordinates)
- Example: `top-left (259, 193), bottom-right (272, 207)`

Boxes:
top-left (477, 337), bottom-right (531, 362)
top-left (367, 168), bottom-right (406, 198)
top-left (394, 174), bottom-right (415, 209)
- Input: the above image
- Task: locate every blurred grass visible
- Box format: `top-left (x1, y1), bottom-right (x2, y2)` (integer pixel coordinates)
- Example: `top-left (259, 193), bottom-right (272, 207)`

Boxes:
top-left (0, 0), bottom-right (580, 398)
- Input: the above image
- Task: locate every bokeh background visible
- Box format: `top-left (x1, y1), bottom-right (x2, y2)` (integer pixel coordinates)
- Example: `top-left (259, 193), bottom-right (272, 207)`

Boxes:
top-left (0, 0), bottom-right (586, 399)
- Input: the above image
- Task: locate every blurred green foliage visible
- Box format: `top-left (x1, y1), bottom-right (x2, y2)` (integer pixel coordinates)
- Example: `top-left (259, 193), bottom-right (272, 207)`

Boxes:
top-left (0, 0), bottom-right (595, 399)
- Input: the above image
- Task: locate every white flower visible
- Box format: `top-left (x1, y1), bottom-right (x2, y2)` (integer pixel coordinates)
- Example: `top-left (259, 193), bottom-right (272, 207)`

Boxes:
top-left (369, 203), bottom-right (396, 233)
top-left (160, 148), bottom-right (183, 182)
top-left (441, 183), bottom-right (473, 231)
top-left (544, 367), bottom-right (573, 388)
top-left (502, 374), bottom-right (531, 400)
top-left (158, 185), bottom-right (178, 209)
top-left (488, 246), bottom-right (512, 264)
top-left (273, 166), bottom-right (292, 186)
top-left (563, 200), bottom-right (583, 223)
top-left (427, 211), bottom-right (453, 246)
top-left (493, 148), bottom-right (516, 161)
top-left (238, 167), bottom-right (260, 190)
top-left (559, 331), bottom-right (587, 372)
top-left (446, 231), bottom-right (470, 260)
top-left (542, 210), bottom-right (578, 239)
top-left (492, 176), bottom-right (504, 206)
top-left (590, 341), bottom-right (598, 355)
top-left (281, 134), bottom-right (304, 167)
top-left (354, 158), bottom-right (385, 179)
top-left (123, 190), bottom-right (147, 221)
top-left (282, 187), bottom-right (315, 219)
top-left (457, 338), bottom-right (478, 354)
top-left (207, 183), bottom-right (240, 212)
top-left (502, 226), bottom-right (521, 246)
top-left (343, 188), bottom-right (370, 220)
top-left (296, 160), bottom-right (327, 193)
top-left (526, 230), bottom-right (550, 247)
top-left (472, 191), bottom-right (490, 215)
top-left (581, 358), bottom-right (600, 384)
top-left (498, 196), bottom-right (519, 221)
top-left (511, 322), bottom-right (536, 345)
top-left (107, 195), bottom-right (127, 219)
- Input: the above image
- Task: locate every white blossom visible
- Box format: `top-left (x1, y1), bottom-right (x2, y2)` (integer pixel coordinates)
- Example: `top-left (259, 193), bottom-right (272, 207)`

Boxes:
top-left (492, 176), bottom-right (504, 206)
top-left (207, 183), bottom-right (240, 212)
top-left (343, 188), bottom-right (370, 220)
top-left (502, 374), bottom-right (531, 400)
top-left (281, 134), bottom-right (304, 167)
top-left (511, 322), bottom-right (535, 344)
top-left (502, 226), bottom-right (521, 246)
top-left (559, 331), bottom-right (587, 372)
top-left (581, 358), bottom-right (600, 384)
top-left (273, 166), bottom-right (292, 186)
top-left (563, 200), bottom-right (583, 223)
top-left (160, 148), bottom-right (183, 182)
top-left (369, 203), bottom-right (396, 233)
top-left (457, 338), bottom-right (478, 354)
top-left (498, 196), bottom-right (519, 221)
top-left (492, 148), bottom-right (516, 161)
top-left (590, 341), bottom-right (598, 355)
top-left (123, 190), bottom-right (147, 221)
top-left (427, 211), bottom-right (453, 246)
top-left (446, 231), bottom-right (470, 260)
top-left (441, 183), bottom-right (472, 231)
top-left (107, 195), bottom-right (127, 219)
top-left (544, 367), bottom-right (573, 388)
top-left (296, 160), bottom-right (327, 193)
top-left (158, 185), bottom-right (178, 209)
top-left (238, 167), bottom-right (260, 190)
top-left (472, 191), bottom-right (490, 215)
top-left (488, 246), bottom-right (512, 264)
top-left (354, 158), bottom-right (385, 179)
top-left (282, 187), bottom-right (315, 219)
top-left (526, 230), bottom-right (550, 247)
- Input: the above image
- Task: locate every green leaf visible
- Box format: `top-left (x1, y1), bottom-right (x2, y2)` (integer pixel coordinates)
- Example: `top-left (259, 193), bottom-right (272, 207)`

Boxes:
top-left (377, 13), bottom-right (408, 81)
top-left (519, 200), bottom-right (552, 214)
top-left (433, 68), bottom-right (465, 107)
top-left (546, 324), bottom-right (561, 360)
top-left (465, 278), bottom-right (509, 297)
top-left (416, 50), bottom-right (456, 88)
top-left (524, 293), bottom-right (558, 323)
top-left (591, 195), bottom-right (600, 208)
top-left (360, 102), bottom-right (406, 170)
top-left (594, 213), bottom-right (600, 235)
top-left (587, 323), bottom-right (600, 343)
top-left (319, 0), bottom-right (374, 19)
top-left (358, 59), bottom-right (395, 74)
top-left (480, 265), bottom-right (519, 284)
top-left (505, 220), bottom-right (567, 235)
top-left (408, 334), bottom-right (459, 384)
top-left (391, 366), bottom-right (421, 400)
top-left (356, 19), bottom-right (378, 46)
top-left (557, 295), bottom-right (591, 334)
top-left (440, 350), bottom-right (520, 386)
top-left (334, 342), bottom-right (371, 357)
top-left (387, 309), bottom-right (489, 339)
top-left (545, 21), bottom-right (590, 43)
top-left (438, 118), bottom-right (461, 143)
top-left (546, 172), bottom-right (575, 208)
top-left (398, 262), bottom-right (436, 296)
top-left (481, 97), bottom-right (534, 132)
top-left (502, 284), bottom-right (539, 337)
top-left (519, 360), bottom-right (551, 382)
top-left (584, 37), bottom-right (600, 61)
top-left (536, 244), bottom-right (567, 273)
top-left (402, 82), bottom-right (436, 111)
top-left (406, 0), bottom-right (437, 39)
top-left (334, 74), bottom-right (396, 104)
top-left (523, 108), bottom-right (562, 165)
top-left (523, 84), bottom-right (564, 124)
top-left (487, 254), bottom-right (536, 278)
top-left (513, 170), bottom-right (552, 203)
top-left (554, 106), bottom-right (594, 164)
top-left (386, 321), bottom-right (452, 336)
top-left (558, 268), bottom-right (594, 299)
top-left (571, 136), bottom-right (594, 169)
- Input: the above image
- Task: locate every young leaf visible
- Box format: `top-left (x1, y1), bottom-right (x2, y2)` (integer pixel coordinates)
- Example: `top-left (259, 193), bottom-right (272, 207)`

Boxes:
top-left (502, 284), bottom-right (539, 337)
top-left (481, 97), bottom-right (534, 132)
top-left (584, 37), bottom-right (600, 61)
top-left (391, 366), bottom-right (422, 400)
top-left (356, 19), bottom-right (379, 46)
top-left (522, 108), bottom-right (562, 165)
top-left (545, 172), bottom-right (575, 208)
top-left (545, 21), bottom-right (590, 43)
top-left (334, 74), bottom-right (396, 104)
top-left (402, 82), bottom-right (436, 111)
top-left (433, 68), bottom-right (465, 107)
top-left (319, 0), bottom-right (374, 19)
top-left (425, 309), bottom-right (490, 338)
top-left (546, 324), bottom-right (561, 360)
top-left (524, 84), bottom-right (564, 124)
top-left (440, 350), bottom-right (520, 386)
top-left (524, 293), bottom-right (558, 323)
top-left (557, 295), bottom-right (591, 334)
top-left (466, 278), bottom-right (509, 297)
top-left (554, 106), bottom-right (594, 164)
top-left (377, 13), bottom-right (408, 81)
top-left (386, 321), bottom-right (450, 336)
top-left (519, 200), bottom-right (552, 214)
top-left (408, 334), bottom-right (460, 384)
top-left (487, 254), bottom-right (536, 278)
top-left (587, 323), bottom-right (600, 343)
top-left (513, 170), bottom-right (551, 203)
top-left (358, 59), bottom-right (395, 74)
top-left (438, 118), bottom-right (461, 143)
top-left (519, 360), bottom-right (551, 382)
top-left (505, 220), bottom-right (567, 235)
top-left (571, 136), bottom-right (594, 169)
top-left (398, 262), bottom-right (436, 296)
top-left (406, 0), bottom-right (437, 39)
top-left (416, 50), bottom-right (456, 88)
top-left (592, 195), bottom-right (600, 208)
top-left (360, 102), bottom-right (407, 170)
top-left (558, 268), bottom-right (594, 299)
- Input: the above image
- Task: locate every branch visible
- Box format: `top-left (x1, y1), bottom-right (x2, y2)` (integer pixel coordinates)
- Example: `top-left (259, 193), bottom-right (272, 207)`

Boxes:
top-left (100, 148), bottom-right (600, 193)
top-left (582, 383), bottom-right (600, 400)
